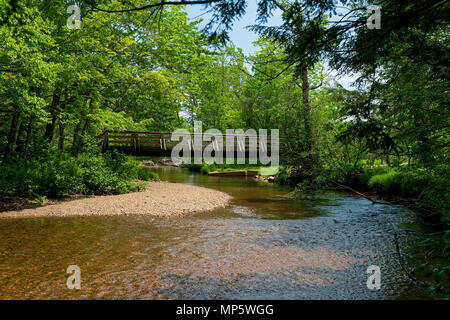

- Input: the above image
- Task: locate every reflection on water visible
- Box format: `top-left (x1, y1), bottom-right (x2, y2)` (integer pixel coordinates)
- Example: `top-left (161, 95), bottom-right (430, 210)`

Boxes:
top-left (153, 167), bottom-right (327, 220)
top-left (0, 167), bottom-right (429, 299)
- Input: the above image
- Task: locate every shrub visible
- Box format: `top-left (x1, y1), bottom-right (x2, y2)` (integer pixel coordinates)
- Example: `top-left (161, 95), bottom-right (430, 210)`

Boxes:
top-left (186, 163), bottom-right (202, 172)
top-left (200, 165), bottom-right (211, 175)
top-left (81, 164), bottom-right (124, 194)
top-left (0, 151), bottom-right (158, 199)
top-left (418, 164), bottom-right (450, 221)
top-left (137, 167), bottom-right (159, 181)
top-left (186, 163), bottom-right (214, 174)
top-left (275, 166), bottom-right (289, 184)
top-left (398, 168), bottom-right (432, 198)
top-left (0, 154), bottom-right (85, 197)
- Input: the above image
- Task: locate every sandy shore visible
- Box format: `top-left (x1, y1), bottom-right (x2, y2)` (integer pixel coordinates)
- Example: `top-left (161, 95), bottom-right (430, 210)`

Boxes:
top-left (0, 181), bottom-right (231, 219)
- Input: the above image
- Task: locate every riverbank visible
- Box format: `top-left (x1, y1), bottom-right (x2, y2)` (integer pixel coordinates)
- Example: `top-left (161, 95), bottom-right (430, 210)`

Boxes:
top-left (0, 181), bottom-right (231, 219)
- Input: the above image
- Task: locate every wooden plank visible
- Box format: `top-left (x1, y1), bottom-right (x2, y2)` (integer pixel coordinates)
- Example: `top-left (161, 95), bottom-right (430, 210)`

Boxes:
top-left (138, 138), bottom-right (163, 142)
top-left (139, 144), bottom-right (161, 147)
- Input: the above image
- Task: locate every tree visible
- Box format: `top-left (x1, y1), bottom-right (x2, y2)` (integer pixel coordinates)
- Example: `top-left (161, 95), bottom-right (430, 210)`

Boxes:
top-left (0, 1), bottom-right (220, 158)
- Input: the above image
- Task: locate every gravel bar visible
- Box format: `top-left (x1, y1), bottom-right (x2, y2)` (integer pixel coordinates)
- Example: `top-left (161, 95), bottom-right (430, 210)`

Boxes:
top-left (0, 181), bottom-right (232, 219)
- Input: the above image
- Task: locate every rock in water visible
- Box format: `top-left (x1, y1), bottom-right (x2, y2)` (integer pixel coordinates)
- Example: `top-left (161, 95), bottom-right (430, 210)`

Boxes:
top-left (141, 160), bottom-right (155, 167)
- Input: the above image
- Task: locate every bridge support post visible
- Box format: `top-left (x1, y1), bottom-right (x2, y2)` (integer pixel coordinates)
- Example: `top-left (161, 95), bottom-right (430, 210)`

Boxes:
top-left (160, 133), bottom-right (166, 151)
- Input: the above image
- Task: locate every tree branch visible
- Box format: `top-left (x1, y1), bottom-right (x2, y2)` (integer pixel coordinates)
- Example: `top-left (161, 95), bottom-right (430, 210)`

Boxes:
top-left (92, 0), bottom-right (219, 13)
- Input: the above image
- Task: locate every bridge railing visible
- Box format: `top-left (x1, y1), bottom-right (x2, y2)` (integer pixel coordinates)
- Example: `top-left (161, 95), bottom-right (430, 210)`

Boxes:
top-left (101, 130), bottom-right (281, 155)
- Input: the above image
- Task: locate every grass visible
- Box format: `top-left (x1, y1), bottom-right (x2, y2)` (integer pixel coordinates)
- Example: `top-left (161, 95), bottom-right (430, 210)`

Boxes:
top-left (361, 165), bottom-right (449, 215)
top-left (186, 162), bottom-right (265, 175)
top-left (367, 170), bottom-right (401, 194)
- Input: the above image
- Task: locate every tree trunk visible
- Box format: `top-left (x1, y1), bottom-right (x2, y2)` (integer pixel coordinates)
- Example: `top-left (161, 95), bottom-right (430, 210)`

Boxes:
top-left (14, 118), bottom-right (25, 154)
top-left (72, 119), bottom-right (88, 157)
top-left (288, 67), bottom-right (315, 184)
top-left (245, 101), bottom-right (254, 128)
top-left (72, 99), bottom-right (94, 157)
top-left (74, 117), bottom-right (90, 156)
top-left (3, 111), bottom-right (20, 160)
top-left (23, 117), bottom-right (34, 156)
top-left (44, 115), bottom-right (57, 143)
top-left (301, 67), bottom-right (313, 158)
top-left (44, 92), bottom-right (61, 143)
top-left (71, 120), bottom-right (82, 156)
top-left (58, 123), bottom-right (64, 151)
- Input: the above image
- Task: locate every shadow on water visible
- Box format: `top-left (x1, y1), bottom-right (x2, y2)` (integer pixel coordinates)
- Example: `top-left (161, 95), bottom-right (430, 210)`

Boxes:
top-left (0, 167), bottom-right (430, 299)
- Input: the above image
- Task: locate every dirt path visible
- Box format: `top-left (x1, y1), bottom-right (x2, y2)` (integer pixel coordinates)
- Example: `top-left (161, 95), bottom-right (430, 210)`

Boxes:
top-left (0, 181), bottom-right (231, 219)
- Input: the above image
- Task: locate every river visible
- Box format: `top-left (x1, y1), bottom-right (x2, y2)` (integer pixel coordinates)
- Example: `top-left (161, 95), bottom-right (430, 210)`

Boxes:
top-left (0, 167), bottom-right (429, 299)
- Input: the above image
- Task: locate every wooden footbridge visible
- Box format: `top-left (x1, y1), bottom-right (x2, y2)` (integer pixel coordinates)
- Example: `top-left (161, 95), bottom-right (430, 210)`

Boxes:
top-left (100, 131), bottom-right (281, 157)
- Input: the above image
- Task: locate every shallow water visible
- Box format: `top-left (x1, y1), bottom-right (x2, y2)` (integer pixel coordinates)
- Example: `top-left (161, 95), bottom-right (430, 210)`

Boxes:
top-left (0, 167), bottom-right (429, 299)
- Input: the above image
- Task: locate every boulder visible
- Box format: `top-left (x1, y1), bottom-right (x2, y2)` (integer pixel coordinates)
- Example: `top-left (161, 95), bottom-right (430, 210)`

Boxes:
top-left (142, 160), bottom-right (155, 167)
top-left (156, 157), bottom-right (180, 167)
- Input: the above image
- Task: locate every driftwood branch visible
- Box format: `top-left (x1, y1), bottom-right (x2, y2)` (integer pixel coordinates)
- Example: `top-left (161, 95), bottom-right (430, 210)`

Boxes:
top-left (393, 230), bottom-right (419, 283)
top-left (391, 226), bottom-right (435, 288)
top-left (330, 180), bottom-right (389, 205)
